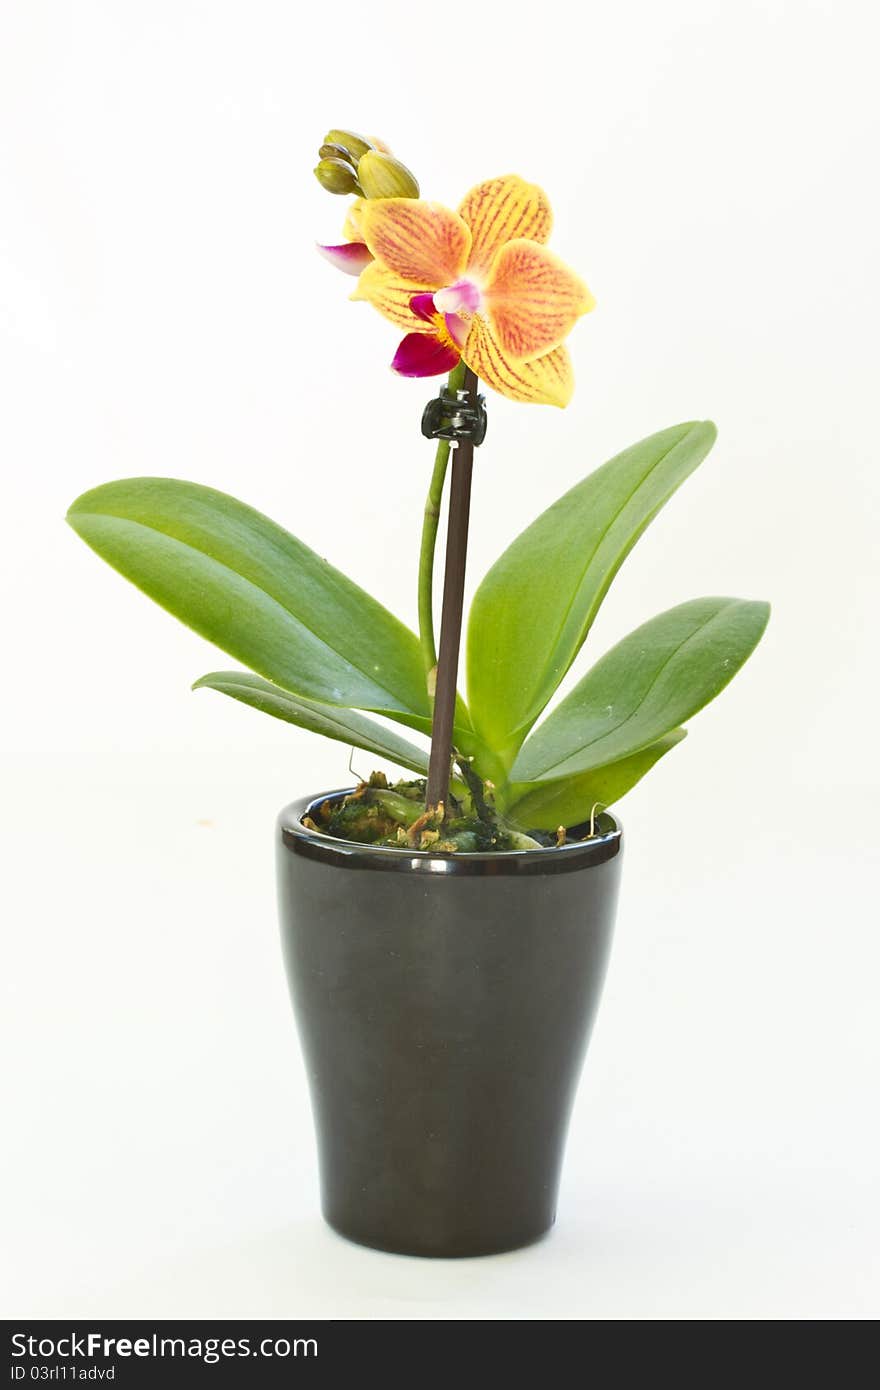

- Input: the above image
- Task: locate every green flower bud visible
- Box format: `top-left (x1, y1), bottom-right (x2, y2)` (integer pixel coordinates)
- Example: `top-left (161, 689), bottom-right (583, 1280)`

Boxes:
top-left (318, 141), bottom-right (356, 165)
top-left (313, 157), bottom-right (361, 195)
top-left (357, 150), bottom-right (420, 200)
top-left (323, 128), bottom-right (374, 162)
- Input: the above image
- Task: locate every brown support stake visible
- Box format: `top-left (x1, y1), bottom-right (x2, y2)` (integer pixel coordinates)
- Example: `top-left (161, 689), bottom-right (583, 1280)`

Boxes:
top-left (425, 367), bottom-right (479, 814)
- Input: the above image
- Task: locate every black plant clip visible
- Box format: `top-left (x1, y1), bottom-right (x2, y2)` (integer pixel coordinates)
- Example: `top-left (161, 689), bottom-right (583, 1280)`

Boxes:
top-left (421, 387), bottom-right (488, 447)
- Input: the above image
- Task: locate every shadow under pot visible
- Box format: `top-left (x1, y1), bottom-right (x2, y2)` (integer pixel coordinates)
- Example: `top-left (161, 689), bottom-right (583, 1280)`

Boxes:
top-left (276, 790), bottom-right (623, 1259)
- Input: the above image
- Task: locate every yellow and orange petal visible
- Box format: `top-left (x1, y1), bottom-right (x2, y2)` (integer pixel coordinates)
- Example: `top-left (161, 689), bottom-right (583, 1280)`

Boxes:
top-left (458, 175), bottom-right (552, 281)
top-left (339, 198), bottom-right (369, 241)
top-left (484, 239), bottom-right (595, 362)
top-left (350, 262), bottom-right (435, 332)
top-left (462, 316), bottom-right (575, 408)
top-left (357, 199), bottom-right (471, 288)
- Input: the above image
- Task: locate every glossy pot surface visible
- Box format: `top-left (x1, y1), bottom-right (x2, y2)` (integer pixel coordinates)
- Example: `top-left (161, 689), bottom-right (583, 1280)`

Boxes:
top-left (277, 790), bottom-right (623, 1257)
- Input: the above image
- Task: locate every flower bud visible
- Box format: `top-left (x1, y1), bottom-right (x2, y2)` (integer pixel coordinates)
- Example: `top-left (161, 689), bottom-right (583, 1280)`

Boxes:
top-left (314, 157), bottom-right (361, 195)
top-left (318, 141), bottom-right (356, 165)
top-left (357, 150), bottom-right (420, 200)
top-left (323, 128), bottom-right (374, 162)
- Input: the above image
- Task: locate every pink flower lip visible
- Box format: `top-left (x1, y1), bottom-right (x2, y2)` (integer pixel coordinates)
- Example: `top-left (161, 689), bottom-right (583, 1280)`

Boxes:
top-left (391, 332), bottom-right (461, 378)
top-left (409, 292), bottom-right (438, 323)
top-left (405, 290), bottom-right (469, 347)
top-left (316, 241), bottom-right (374, 276)
top-left (444, 312), bottom-right (469, 349)
top-left (433, 278), bottom-right (482, 315)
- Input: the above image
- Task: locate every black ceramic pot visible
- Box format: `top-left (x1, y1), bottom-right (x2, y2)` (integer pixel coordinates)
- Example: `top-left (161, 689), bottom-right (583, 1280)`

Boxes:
top-left (277, 790), bottom-right (623, 1258)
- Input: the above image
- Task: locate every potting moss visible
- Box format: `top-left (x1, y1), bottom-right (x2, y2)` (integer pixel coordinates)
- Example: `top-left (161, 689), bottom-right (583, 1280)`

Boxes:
top-left (303, 771), bottom-right (555, 853)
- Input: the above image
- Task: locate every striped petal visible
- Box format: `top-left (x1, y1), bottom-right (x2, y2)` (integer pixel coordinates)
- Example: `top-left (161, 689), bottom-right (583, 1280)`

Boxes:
top-left (484, 239), bottom-right (595, 361)
top-left (392, 332), bottom-right (461, 378)
top-left (462, 316), bottom-right (575, 407)
top-left (351, 262), bottom-right (435, 332)
top-left (317, 241), bottom-right (374, 276)
top-left (458, 175), bottom-right (553, 280)
top-left (357, 199), bottom-right (471, 287)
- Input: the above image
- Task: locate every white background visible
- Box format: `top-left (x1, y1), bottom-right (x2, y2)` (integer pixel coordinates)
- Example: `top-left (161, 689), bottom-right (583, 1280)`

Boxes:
top-left (2, 0), bottom-right (878, 1320)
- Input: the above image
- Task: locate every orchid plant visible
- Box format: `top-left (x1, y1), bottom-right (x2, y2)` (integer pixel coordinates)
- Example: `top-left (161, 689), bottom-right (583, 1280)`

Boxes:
top-left (66, 130), bottom-right (769, 852)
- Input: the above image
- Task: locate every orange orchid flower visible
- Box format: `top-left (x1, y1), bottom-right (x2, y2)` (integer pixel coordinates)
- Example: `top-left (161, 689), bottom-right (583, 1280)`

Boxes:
top-left (346, 176), bottom-right (594, 407)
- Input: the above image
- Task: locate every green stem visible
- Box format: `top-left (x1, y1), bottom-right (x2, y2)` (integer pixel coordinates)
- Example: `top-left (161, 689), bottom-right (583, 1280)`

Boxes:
top-left (417, 359), bottom-right (466, 681)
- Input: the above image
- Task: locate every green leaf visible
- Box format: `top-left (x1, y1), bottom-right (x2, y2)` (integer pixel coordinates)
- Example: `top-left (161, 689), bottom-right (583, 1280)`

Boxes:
top-left (512, 597), bottom-right (770, 784)
top-left (67, 478), bottom-right (431, 725)
top-left (466, 422), bottom-right (718, 761)
top-left (193, 671), bottom-right (429, 775)
top-left (507, 730), bottom-right (685, 829)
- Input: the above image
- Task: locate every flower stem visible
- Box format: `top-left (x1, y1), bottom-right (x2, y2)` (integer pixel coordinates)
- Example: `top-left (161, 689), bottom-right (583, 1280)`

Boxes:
top-left (425, 366), bottom-right (479, 814)
top-left (417, 358), bottom-right (466, 682)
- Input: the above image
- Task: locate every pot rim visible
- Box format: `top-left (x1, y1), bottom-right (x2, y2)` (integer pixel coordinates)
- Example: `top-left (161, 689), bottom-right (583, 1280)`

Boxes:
top-left (278, 789), bottom-right (622, 876)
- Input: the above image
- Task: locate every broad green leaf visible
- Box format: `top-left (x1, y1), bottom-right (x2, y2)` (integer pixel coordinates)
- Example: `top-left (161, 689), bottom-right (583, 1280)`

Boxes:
top-left (512, 597), bottom-right (770, 784)
top-left (507, 730), bottom-right (685, 830)
top-left (467, 422), bottom-right (718, 761)
top-left (67, 478), bottom-right (431, 725)
top-left (193, 671), bottom-right (429, 774)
